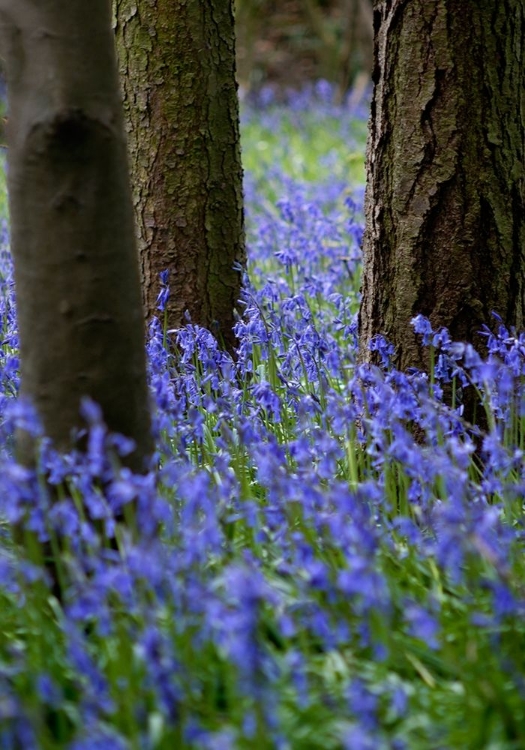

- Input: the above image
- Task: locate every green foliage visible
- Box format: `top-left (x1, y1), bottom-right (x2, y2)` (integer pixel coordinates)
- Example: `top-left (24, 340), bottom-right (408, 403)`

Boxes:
top-left (241, 98), bottom-right (367, 187)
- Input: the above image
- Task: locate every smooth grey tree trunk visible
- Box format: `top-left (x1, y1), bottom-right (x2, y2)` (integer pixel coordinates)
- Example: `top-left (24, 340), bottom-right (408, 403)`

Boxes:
top-left (359, 0), bottom-right (525, 373)
top-left (0, 0), bottom-right (152, 470)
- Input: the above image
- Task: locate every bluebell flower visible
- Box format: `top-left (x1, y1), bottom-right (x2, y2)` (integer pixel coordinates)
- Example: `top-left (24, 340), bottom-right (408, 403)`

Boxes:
top-left (389, 684), bottom-right (408, 717)
top-left (36, 673), bottom-right (63, 708)
top-left (404, 603), bottom-right (440, 649)
top-left (487, 580), bottom-right (521, 621)
top-left (137, 625), bottom-right (181, 723)
top-left (342, 724), bottom-right (377, 750)
top-left (368, 334), bottom-right (395, 368)
top-left (0, 718), bottom-right (38, 750)
top-left (4, 397), bottom-right (43, 438)
top-left (69, 730), bottom-right (128, 750)
top-left (411, 315), bottom-right (434, 345)
top-left (251, 380), bottom-right (282, 422)
top-left (347, 679), bottom-right (378, 731)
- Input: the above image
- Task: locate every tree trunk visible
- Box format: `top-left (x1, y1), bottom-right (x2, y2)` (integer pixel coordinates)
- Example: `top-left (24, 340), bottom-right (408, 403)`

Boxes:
top-left (359, 0), bottom-right (525, 372)
top-left (114, 0), bottom-right (245, 353)
top-left (0, 0), bottom-right (152, 471)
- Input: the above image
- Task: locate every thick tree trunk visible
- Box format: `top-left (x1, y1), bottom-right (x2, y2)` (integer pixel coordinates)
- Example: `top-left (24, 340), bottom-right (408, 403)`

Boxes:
top-left (359, 1), bottom-right (525, 372)
top-left (0, 0), bottom-right (152, 470)
top-left (114, 0), bottom-right (245, 353)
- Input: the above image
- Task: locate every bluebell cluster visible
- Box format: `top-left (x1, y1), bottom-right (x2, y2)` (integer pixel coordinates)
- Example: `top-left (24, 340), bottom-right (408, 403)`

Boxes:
top-left (0, 89), bottom-right (525, 748)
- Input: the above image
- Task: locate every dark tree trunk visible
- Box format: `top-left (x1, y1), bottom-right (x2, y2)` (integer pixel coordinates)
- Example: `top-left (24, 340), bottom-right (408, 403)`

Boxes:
top-left (0, 0), bottom-right (152, 471)
top-left (359, 0), bottom-right (525, 372)
top-left (114, 0), bottom-right (245, 354)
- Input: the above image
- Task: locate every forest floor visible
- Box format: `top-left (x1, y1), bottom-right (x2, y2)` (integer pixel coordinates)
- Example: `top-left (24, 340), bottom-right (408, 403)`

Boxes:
top-left (0, 84), bottom-right (524, 749)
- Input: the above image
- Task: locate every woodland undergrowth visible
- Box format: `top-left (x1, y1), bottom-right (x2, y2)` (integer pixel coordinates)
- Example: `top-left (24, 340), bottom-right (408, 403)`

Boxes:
top-left (0, 82), bottom-right (524, 749)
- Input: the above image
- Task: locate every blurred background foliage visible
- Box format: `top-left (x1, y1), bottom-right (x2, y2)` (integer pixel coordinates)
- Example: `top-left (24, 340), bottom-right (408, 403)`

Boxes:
top-left (235, 0), bottom-right (373, 97)
top-left (0, 1), bottom-right (373, 120)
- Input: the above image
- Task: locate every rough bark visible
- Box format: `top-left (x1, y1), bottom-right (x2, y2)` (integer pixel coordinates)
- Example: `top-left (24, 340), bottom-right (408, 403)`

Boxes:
top-left (0, 0), bottom-right (152, 470)
top-left (114, 0), bottom-right (245, 353)
top-left (359, 0), bottom-right (525, 372)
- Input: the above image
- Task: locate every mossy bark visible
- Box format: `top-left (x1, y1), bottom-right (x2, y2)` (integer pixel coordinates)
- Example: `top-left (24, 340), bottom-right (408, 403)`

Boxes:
top-left (359, 0), bottom-right (525, 371)
top-left (114, 0), bottom-right (245, 353)
top-left (0, 0), bottom-right (152, 470)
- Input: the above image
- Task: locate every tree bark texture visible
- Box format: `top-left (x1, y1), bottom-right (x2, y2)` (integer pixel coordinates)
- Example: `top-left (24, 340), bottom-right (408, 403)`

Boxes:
top-left (359, 0), bottom-right (525, 371)
top-left (114, 0), bottom-right (245, 353)
top-left (0, 0), bottom-right (152, 470)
